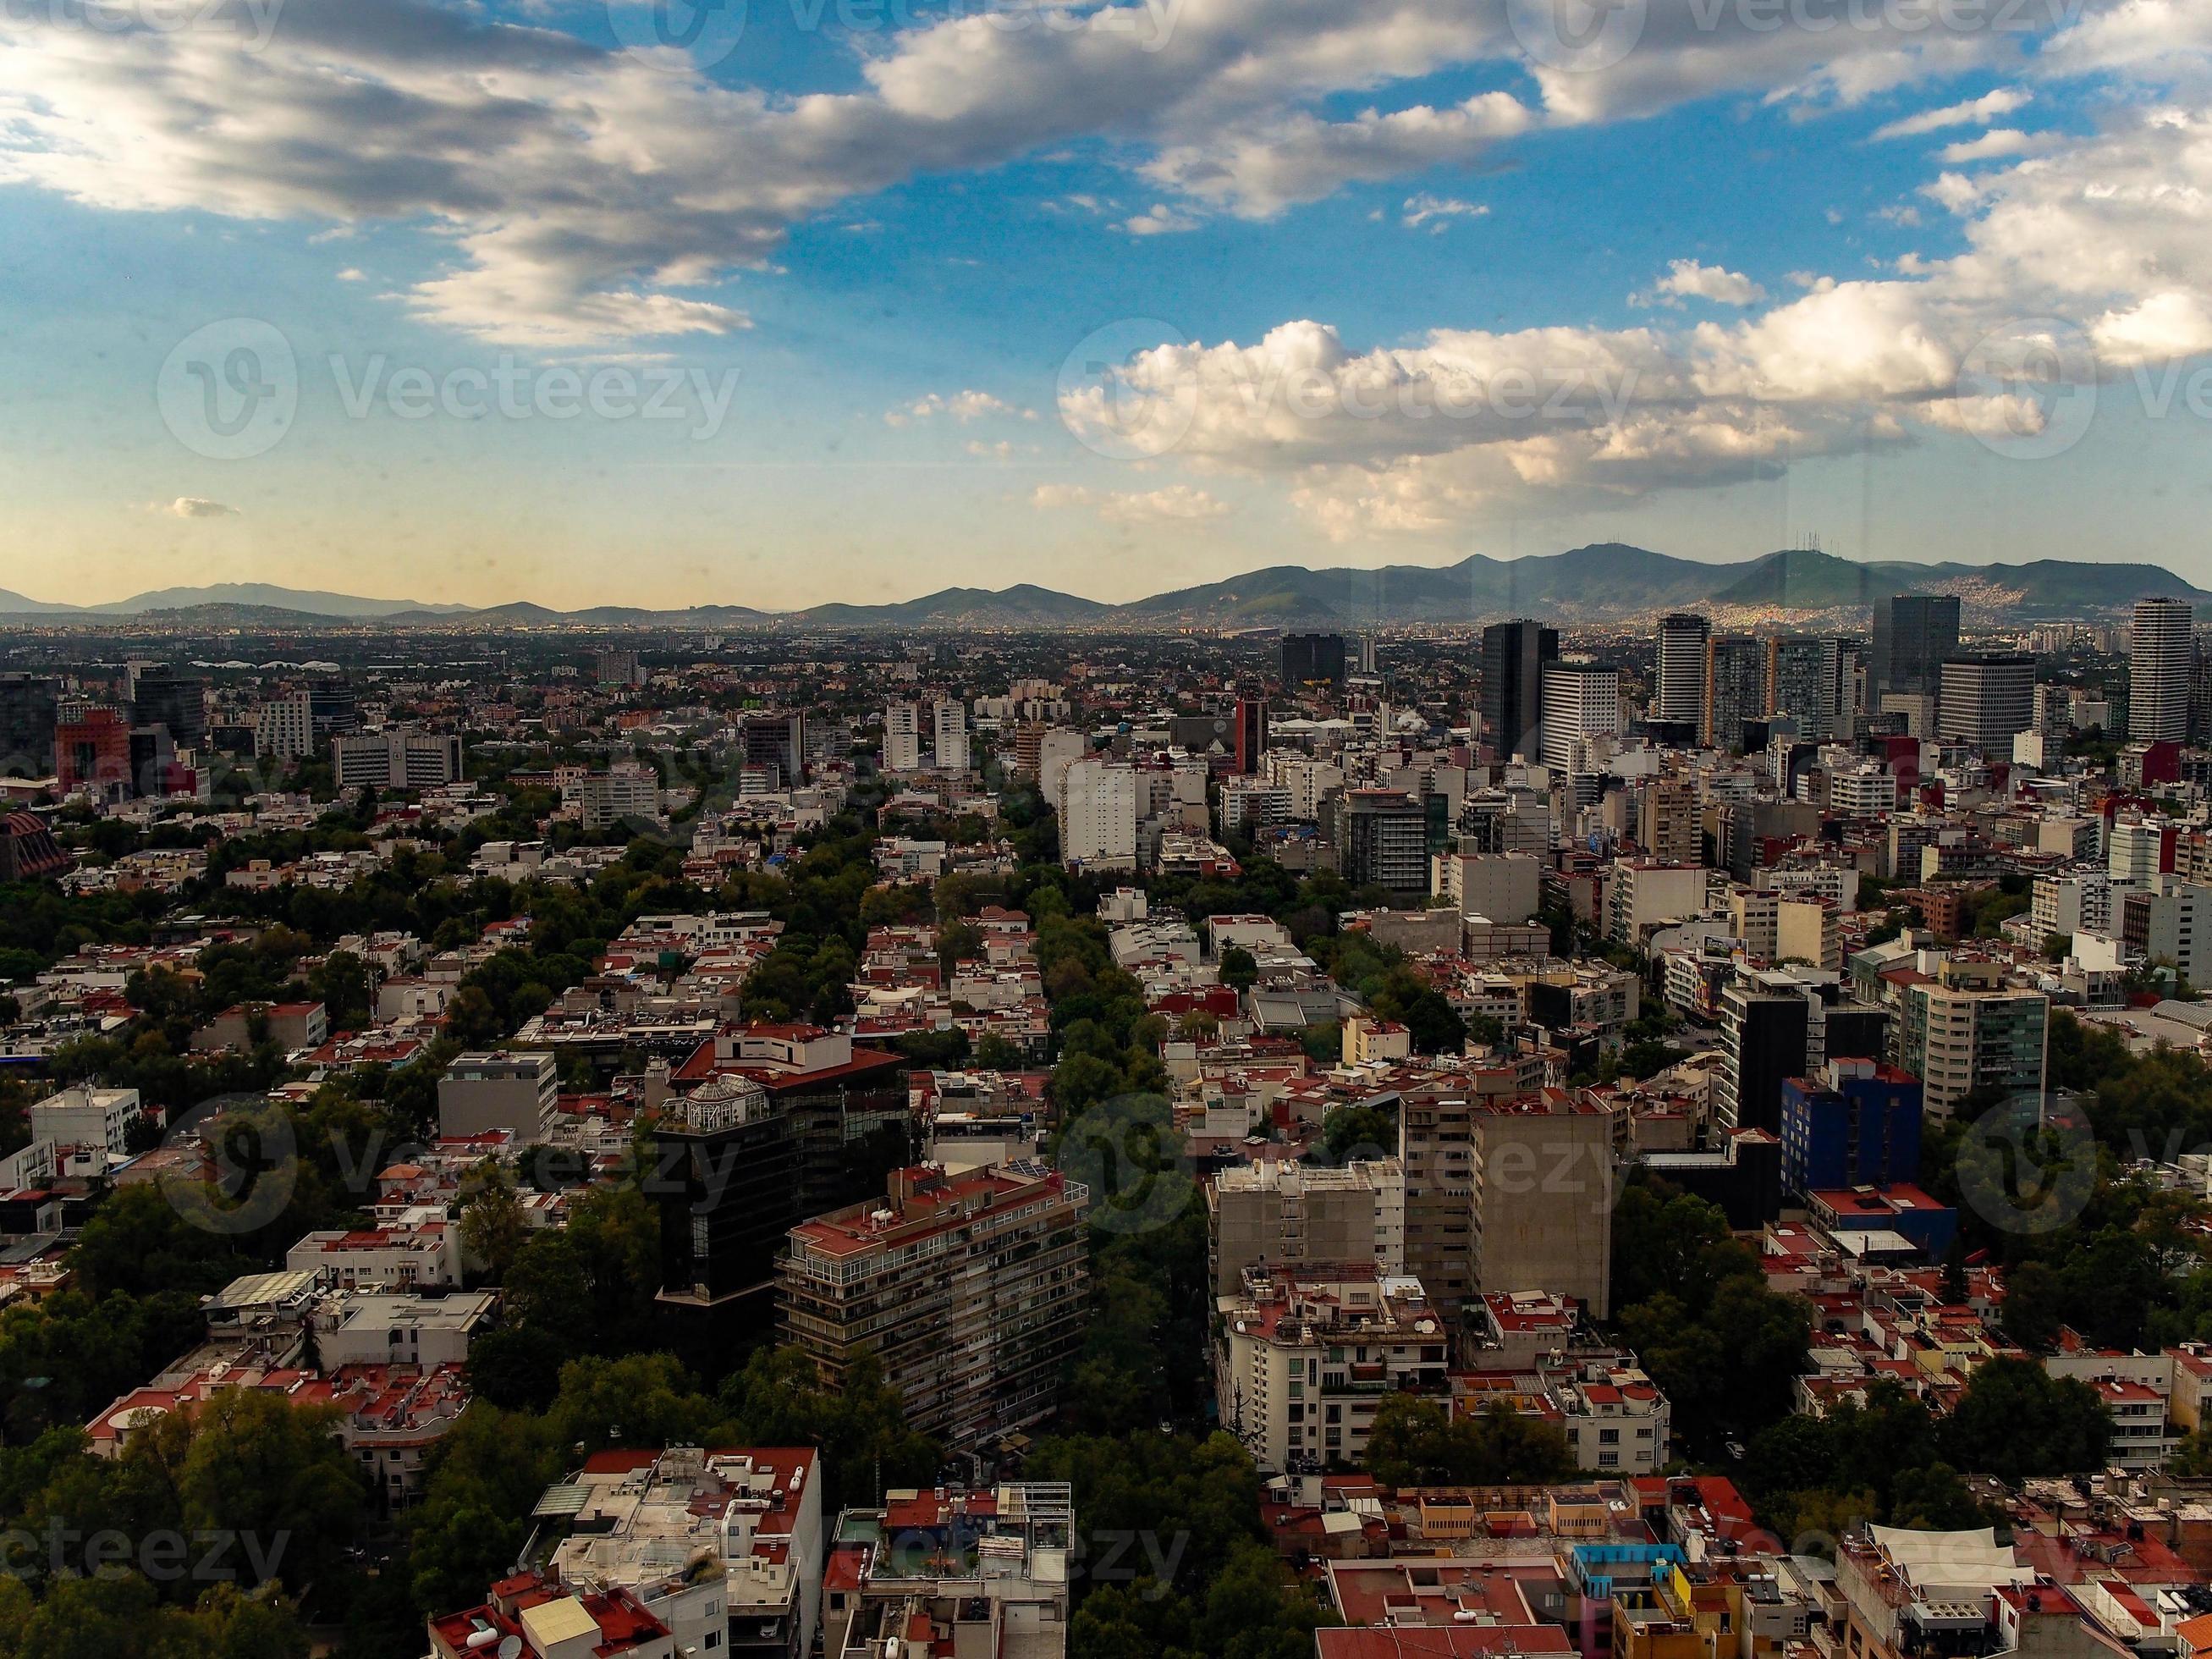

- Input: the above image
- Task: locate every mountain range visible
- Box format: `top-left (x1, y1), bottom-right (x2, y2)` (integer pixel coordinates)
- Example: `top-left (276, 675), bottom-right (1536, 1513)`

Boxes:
top-left (7, 547), bottom-right (2204, 630)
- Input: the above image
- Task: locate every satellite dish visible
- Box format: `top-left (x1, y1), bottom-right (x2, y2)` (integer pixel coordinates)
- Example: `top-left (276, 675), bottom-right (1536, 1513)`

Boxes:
top-left (498, 1637), bottom-right (523, 1659)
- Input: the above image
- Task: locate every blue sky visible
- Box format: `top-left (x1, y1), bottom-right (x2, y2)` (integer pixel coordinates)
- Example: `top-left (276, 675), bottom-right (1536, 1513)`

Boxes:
top-left (2, 0), bottom-right (2209, 609)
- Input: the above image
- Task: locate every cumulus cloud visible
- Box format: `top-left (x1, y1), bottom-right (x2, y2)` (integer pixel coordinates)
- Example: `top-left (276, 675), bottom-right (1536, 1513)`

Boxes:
top-left (0, 0), bottom-right (2191, 350)
top-left (1142, 93), bottom-right (1532, 218)
top-left (162, 497), bottom-right (239, 518)
top-left (1059, 102), bottom-right (2212, 536)
top-left (887, 390), bottom-right (1036, 426)
top-left (1636, 260), bottom-right (1768, 308)
top-left (1032, 482), bottom-right (1230, 522)
top-left (0, 0), bottom-right (2182, 341)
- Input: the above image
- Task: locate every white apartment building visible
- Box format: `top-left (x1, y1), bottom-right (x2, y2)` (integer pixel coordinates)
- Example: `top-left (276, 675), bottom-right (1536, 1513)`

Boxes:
top-left (1217, 1265), bottom-right (1450, 1474)
top-left (288, 1214), bottom-right (464, 1290)
top-left (1059, 756), bottom-right (1137, 872)
top-left (882, 703), bottom-right (922, 772)
top-left (313, 1287), bottom-right (498, 1369)
top-left (2034, 871), bottom-right (2112, 938)
top-left (2111, 817), bottom-right (2174, 885)
top-left (1219, 780), bottom-right (1294, 836)
top-left (1610, 862), bottom-right (1707, 946)
top-left (570, 761), bottom-right (661, 832)
top-left (1269, 755), bottom-right (1345, 820)
top-left (1827, 764), bottom-right (1898, 816)
top-left (29, 1085), bottom-right (141, 1155)
top-left (932, 698), bottom-right (971, 771)
top-left (256, 692), bottom-right (313, 761)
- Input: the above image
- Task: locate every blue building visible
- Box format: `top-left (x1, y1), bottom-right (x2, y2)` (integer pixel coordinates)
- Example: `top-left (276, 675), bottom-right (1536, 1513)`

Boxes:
top-left (1778, 1058), bottom-right (1924, 1197)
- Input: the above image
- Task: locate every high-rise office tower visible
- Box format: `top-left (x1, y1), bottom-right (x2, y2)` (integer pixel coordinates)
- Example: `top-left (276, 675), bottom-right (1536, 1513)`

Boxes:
top-left (1539, 662), bottom-right (1620, 771)
top-left (1280, 632), bottom-right (1347, 686)
top-left (1233, 697), bottom-right (1267, 774)
top-left (308, 678), bottom-right (359, 740)
top-left (0, 674), bottom-right (59, 775)
top-left (740, 711), bottom-right (806, 787)
top-left (1705, 636), bottom-right (1766, 752)
top-left (1939, 654), bottom-right (2036, 756)
top-left (1717, 977), bottom-right (1812, 1136)
top-left (1870, 594), bottom-right (1961, 707)
top-left (130, 665), bottom-right (206, 750)
top-left (2132, 597), bottom-right (2195, 742)
top-left (1654, 613), bottom-right (1711, 727)
top-left (1479, 620), bottom-right (1559, 763)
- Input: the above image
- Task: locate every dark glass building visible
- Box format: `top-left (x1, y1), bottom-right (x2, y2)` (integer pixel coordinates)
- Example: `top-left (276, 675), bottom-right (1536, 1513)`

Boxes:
top-left (1479, 619), bottom-right (1558, 763)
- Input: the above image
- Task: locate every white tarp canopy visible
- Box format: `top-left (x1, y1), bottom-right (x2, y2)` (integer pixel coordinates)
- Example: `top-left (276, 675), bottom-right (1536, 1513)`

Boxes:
top-left (1868, 1526), bottom-right (2035, 1598)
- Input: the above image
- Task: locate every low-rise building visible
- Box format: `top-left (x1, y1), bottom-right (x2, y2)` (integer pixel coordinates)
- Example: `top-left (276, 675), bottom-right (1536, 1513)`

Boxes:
top-left (1217, 1263), bottom-right (1450, 1474)
top-left (821, 1483), bottom-right (1073, 1659)
top-left (541, 1447), bottom-right (823, 1658)
top-left (438, 1050), bottom-right (559, 1143)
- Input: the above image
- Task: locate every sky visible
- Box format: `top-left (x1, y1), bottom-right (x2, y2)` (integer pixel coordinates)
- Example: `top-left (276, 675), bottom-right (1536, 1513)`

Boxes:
top-left (3, 0), bottom-right (2211, 611)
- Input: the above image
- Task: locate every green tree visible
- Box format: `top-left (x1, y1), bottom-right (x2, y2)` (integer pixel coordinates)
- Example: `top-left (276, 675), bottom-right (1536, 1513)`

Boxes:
top-left (1943, 1357), bottom-right (2112, 1482)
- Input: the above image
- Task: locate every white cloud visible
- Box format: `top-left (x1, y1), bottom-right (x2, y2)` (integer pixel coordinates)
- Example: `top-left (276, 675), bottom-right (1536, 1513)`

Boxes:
top-left (1874, 88), bottom-right (2033, 140)
top-left (162, 497), bottom-right (238, 518)
top-left (1401, 193), bottom-right (1488, 230)
top-left (888, 391), bottom-right (1037, 426)
top-left (1938, 128), bottom-right (2059, 163)
top-left (1118, 204), bottom-right (1203, 236)
top-left (1142, 93), bottom-right (1532, 219)
top-left (1032, 482), bottom-right (1229, 522)
top-left (1059, 102), bottom-right (2212, 536)
top-left (0, 0), bottom-right (2190, 346)
top-left (1637, 259), bottom-right (1768, 308)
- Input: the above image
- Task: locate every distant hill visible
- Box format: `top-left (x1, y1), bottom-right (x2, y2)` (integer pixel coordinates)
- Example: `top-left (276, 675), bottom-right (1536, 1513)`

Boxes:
top-left (1709, 549), bottom-right (1924, 610)
top-left (1, 550), bottom-right (2202, 629)
top-left (798, 585), bottom-right (1113, 627)
top-left (88, 583), bottom-right (470, 618)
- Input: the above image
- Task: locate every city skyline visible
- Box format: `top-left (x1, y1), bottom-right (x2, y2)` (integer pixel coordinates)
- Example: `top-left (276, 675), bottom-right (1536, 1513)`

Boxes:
top-left (4, 0), bottom-right (2212, 608)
